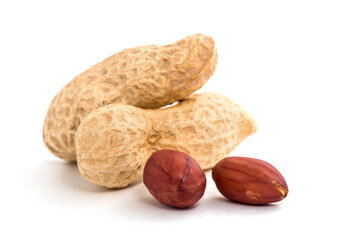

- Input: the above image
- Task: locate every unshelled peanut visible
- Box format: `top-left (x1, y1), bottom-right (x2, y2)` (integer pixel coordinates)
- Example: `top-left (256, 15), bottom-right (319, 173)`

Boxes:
top-left (43, 34), bottom-right (218, 161)
top-left (75, 92), bottom-right (257, 188)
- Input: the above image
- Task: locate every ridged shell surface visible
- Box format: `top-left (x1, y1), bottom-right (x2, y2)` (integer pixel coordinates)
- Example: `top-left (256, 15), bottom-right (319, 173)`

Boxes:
top-left (76, 92), bottom-right (257, 188)
top-left (43, 34), bottom-right (217, 161)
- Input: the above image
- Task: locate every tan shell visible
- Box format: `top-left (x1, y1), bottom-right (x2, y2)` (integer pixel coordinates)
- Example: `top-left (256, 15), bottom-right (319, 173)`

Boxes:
top-left (43, 34), bottom-right (218, 161)
top-left (75, 92), bottom-right (257, 188)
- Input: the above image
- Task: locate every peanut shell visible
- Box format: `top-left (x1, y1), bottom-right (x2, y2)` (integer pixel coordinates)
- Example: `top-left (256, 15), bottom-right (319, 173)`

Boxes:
top-left (43, 34), bottom-right (218, 161)
top-left (75, 92), bottom-right (257, 188)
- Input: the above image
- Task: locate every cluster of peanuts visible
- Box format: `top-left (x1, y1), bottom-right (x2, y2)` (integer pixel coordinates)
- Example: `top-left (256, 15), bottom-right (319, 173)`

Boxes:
top-left (43, 34), bottom-right (259, 192)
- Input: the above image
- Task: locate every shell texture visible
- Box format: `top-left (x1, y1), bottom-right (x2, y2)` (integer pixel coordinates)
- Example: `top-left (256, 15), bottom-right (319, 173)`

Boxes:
top-left (75, 92), bottom-right (257, 188)
top-left (43, 34), bottom-right (217, 161)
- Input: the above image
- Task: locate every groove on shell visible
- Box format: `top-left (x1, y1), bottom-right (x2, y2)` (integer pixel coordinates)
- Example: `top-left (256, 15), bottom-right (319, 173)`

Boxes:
top-left (75, 92), bottom-right (257, 188)
top-left (43, 34), bottom-right (218, 161)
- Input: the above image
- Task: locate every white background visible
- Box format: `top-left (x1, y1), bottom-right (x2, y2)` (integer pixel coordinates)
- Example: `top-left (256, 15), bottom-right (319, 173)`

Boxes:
top-left (1, 0), bottom-right (342, 239)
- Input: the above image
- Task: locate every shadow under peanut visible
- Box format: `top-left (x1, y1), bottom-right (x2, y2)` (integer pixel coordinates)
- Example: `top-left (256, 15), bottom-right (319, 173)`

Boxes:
top-left (28, 160), bottom-right (132, 206)
top-left (113, 182), bottom-right (201, 222)
top-left (115, 169), bottom-right (282, 221)
top-left (114, 183), bottom-right (281, 222)
top-left (28, 160), bottom-right (282, 217)
top-left (202, 196), bottom-right (281, 216)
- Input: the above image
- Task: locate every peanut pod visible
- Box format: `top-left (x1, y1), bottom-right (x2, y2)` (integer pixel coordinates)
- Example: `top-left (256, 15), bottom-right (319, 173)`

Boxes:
top-left (75, 92), bottom-right (257, 188)
top-left (43, 34), bottom-right (217, 161)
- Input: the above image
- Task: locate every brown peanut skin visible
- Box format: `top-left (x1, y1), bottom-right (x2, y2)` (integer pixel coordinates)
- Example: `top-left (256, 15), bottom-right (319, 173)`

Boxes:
top-left (212, 157), bottom-right (288, 205)
top-left (43, 34), bottom-right (217, 162)
top-left (143, 150), bottom-right (206, 208)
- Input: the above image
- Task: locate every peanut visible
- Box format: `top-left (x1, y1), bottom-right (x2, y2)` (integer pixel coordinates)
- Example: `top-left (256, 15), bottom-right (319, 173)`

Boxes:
top-left (212, 156), bottom-right (288, 204)
top-left (75, 92), bottom-right (257, 188)
top-left (143, 149), bottom-right (206, 208)
top-left (43, 34), bottom-right (218, 161)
